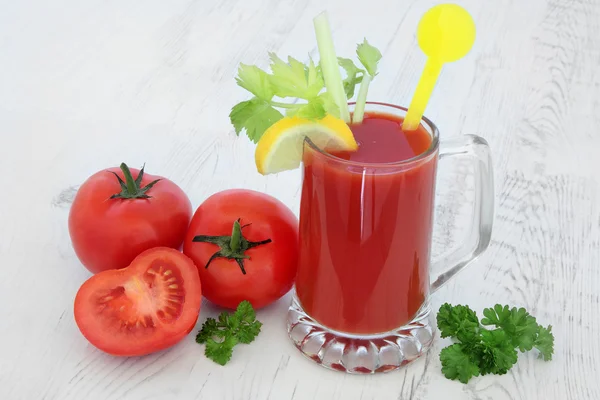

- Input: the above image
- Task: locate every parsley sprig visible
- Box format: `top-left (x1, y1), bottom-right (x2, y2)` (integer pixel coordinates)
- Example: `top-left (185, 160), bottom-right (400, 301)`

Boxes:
top-left (437, 303), bottom-right (554, 383)
top-left (196, 300), bottom-right (262, 366)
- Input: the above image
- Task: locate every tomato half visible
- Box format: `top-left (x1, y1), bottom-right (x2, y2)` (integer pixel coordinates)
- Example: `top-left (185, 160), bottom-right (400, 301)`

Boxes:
top-left (74, 247), bottom-right (202, 356)
top-left (68, 163), bottom-right (192, 274)
top-left (183, 189), bottom-right (299, 310)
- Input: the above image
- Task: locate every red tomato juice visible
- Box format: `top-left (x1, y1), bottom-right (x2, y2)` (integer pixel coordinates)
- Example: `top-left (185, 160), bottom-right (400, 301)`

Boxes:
top-left (296, 111), bottom-right (437, 334)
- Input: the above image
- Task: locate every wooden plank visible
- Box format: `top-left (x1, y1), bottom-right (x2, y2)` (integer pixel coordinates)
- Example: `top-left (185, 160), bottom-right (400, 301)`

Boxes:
top-left (0, 0), bottom-right (599, 398)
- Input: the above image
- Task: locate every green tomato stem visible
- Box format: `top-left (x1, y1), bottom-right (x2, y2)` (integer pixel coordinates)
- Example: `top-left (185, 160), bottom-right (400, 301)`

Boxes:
top-left (192, 220), bottom-right (272, 275)
top-left (109, 162), bottom-right (161, 200)
top-left (230, 220), bottom-right (242, 252)
top-left (120, 163), bottom-right (139, 196)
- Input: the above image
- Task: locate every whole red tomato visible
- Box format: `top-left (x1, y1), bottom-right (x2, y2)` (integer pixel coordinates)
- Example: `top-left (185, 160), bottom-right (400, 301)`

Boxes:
top-left (69, 163), bottom-right (192, 274)
top-left (183, 189), bottom-right (299, 310)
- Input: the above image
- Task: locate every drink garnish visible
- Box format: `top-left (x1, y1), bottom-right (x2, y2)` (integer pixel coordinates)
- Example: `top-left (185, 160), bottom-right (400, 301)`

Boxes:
top-left (352, 39), bottom-right (382, 124)
top-left (403, 4), bottom-right (476, 130)
top-left (437, 303), bottom-right (554, 383)
top-left (313, 12), bottom-right (350, 123)
top-left (255, 114), bottom-right (357, 175)
top-left (229, 12), bottom-right (382, 146)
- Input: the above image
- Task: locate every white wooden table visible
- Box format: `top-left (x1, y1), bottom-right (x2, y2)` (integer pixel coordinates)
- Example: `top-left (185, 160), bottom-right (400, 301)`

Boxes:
top-left (2, 0), bottom-right (599, 398)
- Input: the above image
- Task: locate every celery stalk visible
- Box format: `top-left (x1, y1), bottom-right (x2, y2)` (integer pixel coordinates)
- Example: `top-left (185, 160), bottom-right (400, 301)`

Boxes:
top-left (313, 12), bottom-right (350, 123)
top-left (352, 74), bottom-right (370, 124)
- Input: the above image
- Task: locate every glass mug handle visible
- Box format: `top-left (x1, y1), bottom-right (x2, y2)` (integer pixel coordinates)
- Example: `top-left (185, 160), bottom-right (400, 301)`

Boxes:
top-left (430, 134), bottom-right (495, 292)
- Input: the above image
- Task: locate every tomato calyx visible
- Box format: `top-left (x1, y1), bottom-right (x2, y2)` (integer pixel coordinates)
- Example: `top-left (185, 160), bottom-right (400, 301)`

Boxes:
top-left (191, 219), bottom-right (271, 275)
top-left (109, 162), bottom-right (162, 200)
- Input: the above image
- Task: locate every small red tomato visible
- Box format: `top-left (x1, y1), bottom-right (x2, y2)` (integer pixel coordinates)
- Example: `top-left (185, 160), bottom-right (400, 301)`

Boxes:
top-left (183, 189), bottom-right (299, 310)
top-left (74, 247), bottom-right (202, 357)
top-left (68, 163), bottom-right (192, 274)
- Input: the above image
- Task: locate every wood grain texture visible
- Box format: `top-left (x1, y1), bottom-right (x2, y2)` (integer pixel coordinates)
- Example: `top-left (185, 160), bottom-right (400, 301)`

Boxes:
top-left (1, 0), bottom-right (599, 398)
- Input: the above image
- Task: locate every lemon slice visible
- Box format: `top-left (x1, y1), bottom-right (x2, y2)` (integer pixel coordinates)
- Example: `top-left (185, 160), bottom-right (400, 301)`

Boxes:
top-left (255, 115), bottom-right (358, 175)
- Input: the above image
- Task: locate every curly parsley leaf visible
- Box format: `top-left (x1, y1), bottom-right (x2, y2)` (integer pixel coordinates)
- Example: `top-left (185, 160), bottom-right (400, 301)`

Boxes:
top-left (196, 301), bottom-right (262, 365)
top-left (535, 325), bottom-right (554, 361)
top-left (236, 320), bottom-right (262, 344)
top-left (233, 300), bottom-right (255, 322)
top-left (232, 300), bottom-right (263, 344)
top-left (195, 317), bottom-right (218, 344)
top-left (437, 304), bottom-right (554, 384)
top-left (481, 305), bottom-right (538, 352)
top-left (437, 303), bottom-right (480, 343)
top-left (205, 335), bottom-right (238, 366)
top-left (478, 329), bottom-right (519, 375)
top-left (440, 344), bottom-right (481, 384)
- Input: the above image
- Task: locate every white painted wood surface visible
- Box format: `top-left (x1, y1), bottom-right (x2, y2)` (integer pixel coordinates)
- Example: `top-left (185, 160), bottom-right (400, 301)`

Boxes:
top-left (1, 0), bottom-right (599, 398)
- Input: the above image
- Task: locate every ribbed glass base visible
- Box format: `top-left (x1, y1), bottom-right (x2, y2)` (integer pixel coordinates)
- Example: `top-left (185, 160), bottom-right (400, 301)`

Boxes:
top-left (286, 293), bottom-right (435, 374)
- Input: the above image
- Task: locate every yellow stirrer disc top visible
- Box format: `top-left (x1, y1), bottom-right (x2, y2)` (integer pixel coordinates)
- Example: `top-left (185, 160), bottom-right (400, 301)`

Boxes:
top-left (403, 4), bottom-right (476, 131)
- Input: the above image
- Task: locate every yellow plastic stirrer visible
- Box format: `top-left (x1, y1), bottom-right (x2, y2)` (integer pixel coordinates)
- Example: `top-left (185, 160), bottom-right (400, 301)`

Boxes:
top-left (403, 4), bottom-right (476, 131)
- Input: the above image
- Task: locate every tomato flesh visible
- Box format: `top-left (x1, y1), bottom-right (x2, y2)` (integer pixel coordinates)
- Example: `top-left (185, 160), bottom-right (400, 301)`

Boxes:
top-left (74, 247), bottom-right (201, 356)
